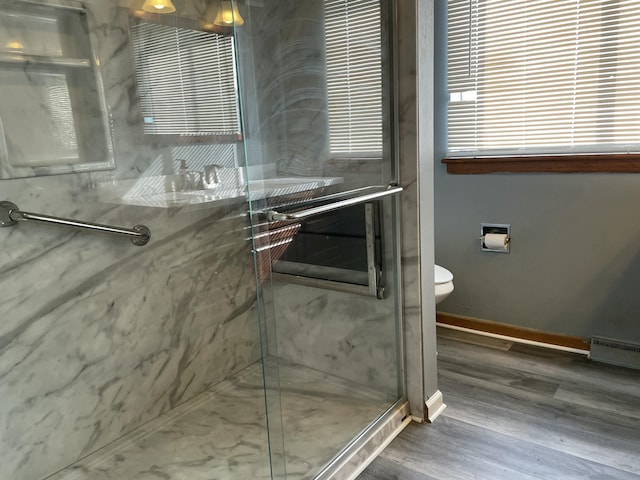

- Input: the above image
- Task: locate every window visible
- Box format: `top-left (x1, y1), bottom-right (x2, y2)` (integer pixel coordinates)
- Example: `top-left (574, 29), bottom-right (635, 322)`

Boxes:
top-left (325, 0), bottom-right (383, 159)
top-left (130, 19), bottom-right (240, 142)
top-left (445, 0), bottom-right (640, 173)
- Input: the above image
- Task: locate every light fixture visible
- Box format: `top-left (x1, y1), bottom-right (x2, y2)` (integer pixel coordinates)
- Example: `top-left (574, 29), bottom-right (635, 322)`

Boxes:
top-left (213, 0), bottom-right (244, 26)
top-left (142, 0), bottom-right (176, 14)
top-left (5, 40), bottom-right (24, 50)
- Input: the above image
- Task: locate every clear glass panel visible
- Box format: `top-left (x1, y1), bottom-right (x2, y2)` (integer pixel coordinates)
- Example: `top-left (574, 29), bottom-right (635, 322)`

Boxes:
top-left (234, 0), bottom-right (404, 478)
top-left (1, 0), bottom-right (402, 478)
top-left (0, 1), bottom-right (274, 479)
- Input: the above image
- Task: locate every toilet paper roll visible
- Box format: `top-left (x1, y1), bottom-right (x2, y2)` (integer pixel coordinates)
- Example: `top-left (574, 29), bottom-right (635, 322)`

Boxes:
top-left (484, 233), bottom-right (509, 250)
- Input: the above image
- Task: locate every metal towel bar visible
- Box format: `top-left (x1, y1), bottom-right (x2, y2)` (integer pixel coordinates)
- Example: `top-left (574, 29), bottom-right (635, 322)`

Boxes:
top-left (265, 184), bottom-right (403, 222)
top-left (0, 201), bottom-right (151, 246)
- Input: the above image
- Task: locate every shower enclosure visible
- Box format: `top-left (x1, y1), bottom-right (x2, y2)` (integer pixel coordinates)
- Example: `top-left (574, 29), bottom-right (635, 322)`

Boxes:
top-left (0, 0), bottom-right (427, 478)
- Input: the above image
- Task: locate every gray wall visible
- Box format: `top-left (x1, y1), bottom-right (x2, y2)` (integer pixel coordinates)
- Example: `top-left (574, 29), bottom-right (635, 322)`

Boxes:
top-left (433, 0), bottom-right (640, 344)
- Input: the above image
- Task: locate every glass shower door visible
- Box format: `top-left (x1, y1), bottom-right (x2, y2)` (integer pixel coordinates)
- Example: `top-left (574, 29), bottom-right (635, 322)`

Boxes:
top-left (234, 0), bottom-right (405, 477)
top-left (0, 2), bottom-right (276, 479)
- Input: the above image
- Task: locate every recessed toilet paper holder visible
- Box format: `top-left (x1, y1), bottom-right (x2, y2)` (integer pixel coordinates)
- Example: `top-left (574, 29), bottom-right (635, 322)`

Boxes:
top-left (480, 223), bottom-right (511, 253)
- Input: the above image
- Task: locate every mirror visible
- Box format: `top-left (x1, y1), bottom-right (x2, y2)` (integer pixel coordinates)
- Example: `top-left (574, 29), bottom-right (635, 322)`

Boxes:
top-left (128, 11), bottom-right (242, 145)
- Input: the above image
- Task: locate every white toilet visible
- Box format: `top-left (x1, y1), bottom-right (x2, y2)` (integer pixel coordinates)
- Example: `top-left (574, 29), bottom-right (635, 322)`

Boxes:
top-left (435, 264), bottom-right (454, 304)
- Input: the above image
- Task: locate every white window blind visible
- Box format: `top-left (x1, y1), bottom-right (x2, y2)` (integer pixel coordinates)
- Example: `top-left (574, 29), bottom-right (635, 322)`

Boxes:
top-left (130, 21), bottom-right (240, 136)
top-left (448, 0), bottom-right (640, 157)
top-left (325, 0), bottom-right (383, 158)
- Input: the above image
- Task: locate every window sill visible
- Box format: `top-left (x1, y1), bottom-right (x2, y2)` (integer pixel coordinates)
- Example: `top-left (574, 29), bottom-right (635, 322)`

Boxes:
top-left (442, 154), bottom-right (640, 174)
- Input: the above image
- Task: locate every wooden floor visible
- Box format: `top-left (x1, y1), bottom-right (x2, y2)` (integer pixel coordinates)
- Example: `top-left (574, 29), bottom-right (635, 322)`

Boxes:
top-left (358, 327), bottom-right (640, 480)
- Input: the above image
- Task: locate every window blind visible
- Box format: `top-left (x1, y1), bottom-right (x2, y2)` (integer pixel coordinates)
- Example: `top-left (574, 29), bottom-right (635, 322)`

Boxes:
top-left (130, 21), bottom-right (240, 136)
top-left (325, 0), bottom-right (383, 157)
top-left (447, 0), bottom-right (640, 157)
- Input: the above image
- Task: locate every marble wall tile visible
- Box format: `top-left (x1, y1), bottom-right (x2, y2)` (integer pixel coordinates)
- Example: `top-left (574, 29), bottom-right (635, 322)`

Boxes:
top-left (50, 364), bottom-right (272, 480)
top-left (48, 361), bottom-right (393, 480)
top-left (0, 2), bottom-right (262, 479)
top-left (271, 282), bottom-right (401, 396)
top-left (324, 158), bottom-right (389, 191)
top-left (239, 0), bottom-right (330, 177)
top-left (1, 204), bottom-right (261, 478)
top-left (236, 0), bottom-right (406, 409)
top-left (0, 1), bottom-right (436, 479)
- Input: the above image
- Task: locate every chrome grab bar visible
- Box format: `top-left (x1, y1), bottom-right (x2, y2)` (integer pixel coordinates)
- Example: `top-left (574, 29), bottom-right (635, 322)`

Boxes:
top-left (0, 201), bottom-right (151, 246)
top-left (265, 184), bottom-right (403, 222)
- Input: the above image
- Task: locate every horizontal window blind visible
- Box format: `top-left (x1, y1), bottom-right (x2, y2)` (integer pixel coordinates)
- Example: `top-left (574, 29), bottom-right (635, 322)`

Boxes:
top-left (325, 0), bottom-right (383, 157)
top-left (448, 0), bottom-right (640, 157)
top-left (131, 21), bottom-right (240, 136)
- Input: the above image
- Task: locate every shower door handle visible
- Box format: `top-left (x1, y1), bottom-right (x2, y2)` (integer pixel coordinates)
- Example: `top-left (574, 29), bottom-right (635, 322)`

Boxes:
top-left (0, 201), bottom-right (151, 246)
top-left (265, 184), bottom-right (403, 222)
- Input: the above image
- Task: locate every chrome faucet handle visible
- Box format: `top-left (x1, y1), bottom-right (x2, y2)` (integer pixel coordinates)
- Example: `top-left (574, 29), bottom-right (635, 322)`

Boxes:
top-left (204, 164), bottom-right (225, 185)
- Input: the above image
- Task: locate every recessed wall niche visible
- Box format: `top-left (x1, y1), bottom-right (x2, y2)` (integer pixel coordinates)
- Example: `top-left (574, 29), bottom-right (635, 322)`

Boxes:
top-left (0, 0), bottom-right (115, 179)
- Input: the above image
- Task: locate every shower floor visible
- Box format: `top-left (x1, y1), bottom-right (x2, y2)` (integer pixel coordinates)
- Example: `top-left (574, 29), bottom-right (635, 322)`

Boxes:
top-left (49, 361), bottom-right (396, 480)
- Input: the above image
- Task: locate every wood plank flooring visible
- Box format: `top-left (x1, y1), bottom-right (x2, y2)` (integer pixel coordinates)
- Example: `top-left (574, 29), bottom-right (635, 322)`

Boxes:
top-left (358, 327), bottom-right (640, 480)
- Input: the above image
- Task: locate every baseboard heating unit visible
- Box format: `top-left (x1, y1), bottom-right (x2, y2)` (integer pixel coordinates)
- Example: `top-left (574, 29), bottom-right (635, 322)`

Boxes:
top-left (590, 336), bottom-right (640, 370)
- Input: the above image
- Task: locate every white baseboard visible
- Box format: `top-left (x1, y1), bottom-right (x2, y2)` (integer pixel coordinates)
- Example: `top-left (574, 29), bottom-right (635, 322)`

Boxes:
top-left (425, 389), bottom-right (447, 423)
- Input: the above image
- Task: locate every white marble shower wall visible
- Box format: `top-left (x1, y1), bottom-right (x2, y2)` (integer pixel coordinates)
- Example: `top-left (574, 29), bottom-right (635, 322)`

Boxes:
top-left (237, 0), bottom-right (331, 178)
top-left (236, 0), bottom-right (400, 395)
top-left (0, 2), bottom-right (260, 479)
top-left (238, 0), bottom-right (390, 189)
top-left (270, 283), bottom-right (400, 395)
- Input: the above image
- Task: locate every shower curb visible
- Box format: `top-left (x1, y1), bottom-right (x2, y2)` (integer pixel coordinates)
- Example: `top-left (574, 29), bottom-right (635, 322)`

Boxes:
top-left (313, 400), bottom-right (411, 480)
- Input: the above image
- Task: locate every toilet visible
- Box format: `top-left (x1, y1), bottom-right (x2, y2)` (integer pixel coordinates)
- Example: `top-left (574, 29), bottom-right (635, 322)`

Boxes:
top-left (435, 264), bottom-right (454, 304)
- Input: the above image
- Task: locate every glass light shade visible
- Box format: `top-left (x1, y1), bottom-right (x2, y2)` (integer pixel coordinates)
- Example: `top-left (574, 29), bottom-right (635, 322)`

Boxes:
top-left (213, 1), bottom-right (244, 26)
top-left (142, 0), bottom-right (176, 14)
top-left (5, 40), bottom-right (24, 50)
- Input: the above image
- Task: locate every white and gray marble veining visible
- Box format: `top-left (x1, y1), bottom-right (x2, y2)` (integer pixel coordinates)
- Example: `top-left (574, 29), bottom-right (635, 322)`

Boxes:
top-left (238, 0), bottom-right (331, 178)
top-left (236, 0), bottom-right (403, 400)
top-left (0, 0), bottom-right (117, 179)
top-left (238, 0), bottom-right (395, 191)
top-left (270, 282), bottom-right (401, 397)
top-left (0, 2), bottom-right (262, 479)
top-left (0, 201), bottom-right (261, 480)
top-left (0, 1), bottom-right (418, 479)
top-left (49, 362), bottom-right (393, 480)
